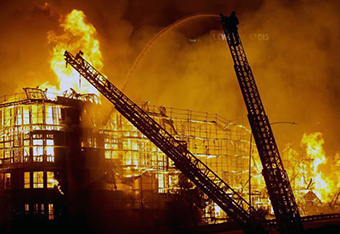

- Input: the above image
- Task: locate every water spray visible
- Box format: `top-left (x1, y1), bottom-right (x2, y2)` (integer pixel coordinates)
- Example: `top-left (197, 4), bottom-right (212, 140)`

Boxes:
top-left (122, 13), bottom-right (219, 91)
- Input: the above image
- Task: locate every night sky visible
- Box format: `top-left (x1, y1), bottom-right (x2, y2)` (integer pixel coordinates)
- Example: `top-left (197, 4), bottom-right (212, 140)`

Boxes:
top-left (1, 0), bottom-right (340, 156)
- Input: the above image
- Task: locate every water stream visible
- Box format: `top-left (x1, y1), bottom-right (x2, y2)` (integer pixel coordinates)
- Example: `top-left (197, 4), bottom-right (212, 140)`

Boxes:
top-left (122, 13), bottom-right (219, 91)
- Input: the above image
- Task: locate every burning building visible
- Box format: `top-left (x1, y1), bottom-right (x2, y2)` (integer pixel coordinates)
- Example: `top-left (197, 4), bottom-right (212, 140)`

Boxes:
top-left (1, 86), bottom-right (339, 233)
top-left (0, 87), bottom-right (263, 233)
top-left (1, 6), bottom-right (340, 234)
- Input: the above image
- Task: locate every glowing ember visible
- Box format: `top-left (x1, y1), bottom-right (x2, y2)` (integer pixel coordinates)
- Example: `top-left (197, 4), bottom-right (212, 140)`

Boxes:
top-left (47, 177), bottom-right (64, 195)
top-left (47, 9), bottom-right (103, 96)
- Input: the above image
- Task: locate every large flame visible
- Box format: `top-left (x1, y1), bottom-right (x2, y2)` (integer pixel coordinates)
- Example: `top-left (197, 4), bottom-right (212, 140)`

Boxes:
top-left (249, 131), bottom-right (340, 214)
top-left (300, 132), bottom-right (337, 203)
top-left (47, 9), bottom-right (103, 96)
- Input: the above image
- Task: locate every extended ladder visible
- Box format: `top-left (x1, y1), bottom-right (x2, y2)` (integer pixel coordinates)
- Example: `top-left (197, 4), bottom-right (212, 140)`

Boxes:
top-left (64, 51), bottom-right (270, 233)
top-left (221, 15), bottom-right (304, 234)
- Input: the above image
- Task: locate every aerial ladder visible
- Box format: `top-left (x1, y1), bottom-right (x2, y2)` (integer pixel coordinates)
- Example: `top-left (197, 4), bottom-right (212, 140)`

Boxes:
top-left (220, 14), bottom-right (304, 234)
top-left (64, 51), bottom-right (271, 233)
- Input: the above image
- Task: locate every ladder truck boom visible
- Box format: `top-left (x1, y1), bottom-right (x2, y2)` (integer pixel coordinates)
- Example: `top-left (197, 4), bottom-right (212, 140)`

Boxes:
top-left (220, 13), bottom-right (304, 234)
top-left (64, 50), bottom-right (270, 233)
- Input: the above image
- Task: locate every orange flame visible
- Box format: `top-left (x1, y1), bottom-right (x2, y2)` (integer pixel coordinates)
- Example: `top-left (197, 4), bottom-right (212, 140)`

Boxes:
top-left (301, 132), bottom-right (334, 203)
top-left (47, 9), bottom-right (103, 96)
top-left (251, 131), bottom-right (340, 214)
top-left (47, 177), bottom-right (64, 195)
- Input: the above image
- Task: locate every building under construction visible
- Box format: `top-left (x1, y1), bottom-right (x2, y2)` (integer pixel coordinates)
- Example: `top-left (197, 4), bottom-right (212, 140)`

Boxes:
top-left (0, 87), bottom-right (266, 233)
top-left (0, 84), bottom-right (340, 233)
top-left (2, 8), bottom-right (340, 233)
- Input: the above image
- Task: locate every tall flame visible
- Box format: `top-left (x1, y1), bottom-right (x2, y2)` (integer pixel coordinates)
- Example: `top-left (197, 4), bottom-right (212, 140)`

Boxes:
top-left (300, 132), bottom-right (335, 203)
top-left (251, 131), bottom-right (340, 214)
top-left (47, 9), bottom-right (103, 96)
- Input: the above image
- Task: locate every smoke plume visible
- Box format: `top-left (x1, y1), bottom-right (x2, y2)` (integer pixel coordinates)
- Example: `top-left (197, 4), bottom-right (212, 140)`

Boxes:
top-left (0, 0), bottom-right (340, 154)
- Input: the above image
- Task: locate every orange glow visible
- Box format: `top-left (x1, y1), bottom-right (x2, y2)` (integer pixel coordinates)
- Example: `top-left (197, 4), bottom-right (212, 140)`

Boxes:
top-left (47, 177), bottom-right (59, 188)
top-left (245, 131), bottom-right (340, 215)
top-left (47, 9), bottom-right (103, 96)
top-left (47, 176), bottom-right (64, 195)
top-left (300, 132), bottom-right (335, 203)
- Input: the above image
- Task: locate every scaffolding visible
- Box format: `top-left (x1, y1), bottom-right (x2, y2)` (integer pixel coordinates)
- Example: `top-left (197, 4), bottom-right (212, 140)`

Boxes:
top-left (0, 89), bottom-right (262, 227)
top-left (1, 88), bottom-right (337, 232)
top-left (97, 102), bottom-right (258, 223)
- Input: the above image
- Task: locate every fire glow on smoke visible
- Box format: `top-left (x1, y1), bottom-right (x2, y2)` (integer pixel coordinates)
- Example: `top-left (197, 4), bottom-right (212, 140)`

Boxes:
top-left (38, 9), bottom-right (340, 212)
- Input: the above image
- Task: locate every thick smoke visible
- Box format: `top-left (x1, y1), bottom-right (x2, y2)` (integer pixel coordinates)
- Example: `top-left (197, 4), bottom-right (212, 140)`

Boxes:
top-left (0, 0), bottom-right (340, 154)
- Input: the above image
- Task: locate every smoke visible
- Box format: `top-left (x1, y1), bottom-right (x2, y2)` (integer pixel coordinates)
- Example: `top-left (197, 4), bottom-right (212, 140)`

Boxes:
top-left (0, 0), bottom-right (340, 153)
top-left (238, 0), bottom-right (340, 154)
top-left (120, 0), bottom-right (340, 156)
